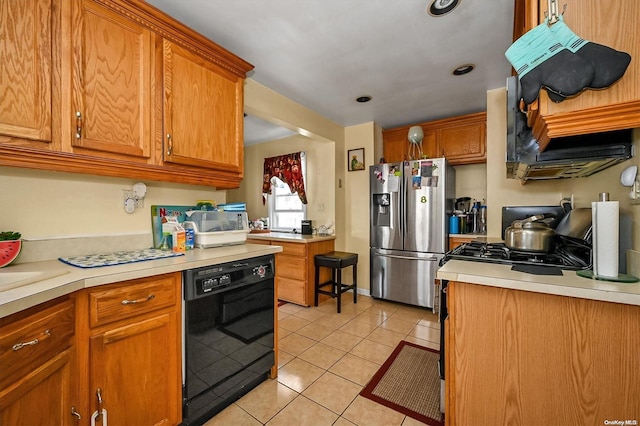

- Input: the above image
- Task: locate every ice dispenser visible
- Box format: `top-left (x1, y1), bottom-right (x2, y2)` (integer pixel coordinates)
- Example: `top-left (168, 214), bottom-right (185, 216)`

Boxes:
top-left (372, 193), bottom-right (391, 227)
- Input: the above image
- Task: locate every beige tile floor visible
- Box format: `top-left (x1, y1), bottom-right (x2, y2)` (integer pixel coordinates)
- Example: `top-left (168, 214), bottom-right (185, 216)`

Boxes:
top-left (205, 294), bottom-right (441, 426)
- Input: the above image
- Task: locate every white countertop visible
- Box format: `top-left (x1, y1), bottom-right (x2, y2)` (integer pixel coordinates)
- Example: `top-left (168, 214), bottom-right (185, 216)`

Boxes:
top-left (0, 243), bottom-right (282, 318)
top-left (437, 260), bottom-right (640, 306)
top-left (247, 232), bottom-right (336, 243)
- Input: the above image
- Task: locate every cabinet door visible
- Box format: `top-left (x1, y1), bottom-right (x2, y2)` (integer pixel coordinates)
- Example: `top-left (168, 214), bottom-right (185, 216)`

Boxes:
top-left (438, 120), bottom-right (486, 165)
top-left (382, 128), bottom-right (408, 163)
top-left (69, 0), bottom-right (153, 160)
top-left (0, 0), bottom-right (52, 147)
top-left (162, 40), bottom-right (244, 174)
top-left (0, 349), bottom-right (76, 426)
top-left (89, 312), bottom-right (181, 426)
top-left (525, 0), bottom-right (640, 147)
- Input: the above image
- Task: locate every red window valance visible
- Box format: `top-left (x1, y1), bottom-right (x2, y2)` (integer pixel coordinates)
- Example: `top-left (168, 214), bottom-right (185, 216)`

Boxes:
top-left (262, 152), bottom-right (307, 204)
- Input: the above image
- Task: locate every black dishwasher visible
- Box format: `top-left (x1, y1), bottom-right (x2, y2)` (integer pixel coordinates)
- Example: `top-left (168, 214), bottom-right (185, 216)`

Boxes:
top-left (182, 255), bottom-right (275, 425)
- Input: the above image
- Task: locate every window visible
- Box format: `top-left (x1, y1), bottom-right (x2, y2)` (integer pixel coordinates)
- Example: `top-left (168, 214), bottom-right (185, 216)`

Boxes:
top-left (267, 155), bottom-right (306, 231)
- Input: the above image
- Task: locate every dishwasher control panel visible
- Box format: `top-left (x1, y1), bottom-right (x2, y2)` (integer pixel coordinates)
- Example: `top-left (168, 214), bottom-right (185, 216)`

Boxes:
top-left (183, 254), bottom-right (275, 300)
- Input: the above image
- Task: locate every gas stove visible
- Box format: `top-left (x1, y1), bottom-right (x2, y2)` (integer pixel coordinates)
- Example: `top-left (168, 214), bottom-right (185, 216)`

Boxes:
top-left (441, 235), bottom-right (592, 271)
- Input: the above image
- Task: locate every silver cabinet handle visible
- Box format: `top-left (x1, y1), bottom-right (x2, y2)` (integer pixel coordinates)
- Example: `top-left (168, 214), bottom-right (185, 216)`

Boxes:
top-left (75, 111), bottom-right (82, 139)
top-left (71, 406), bottom-right (82, 420)
top-left (166, 133), bottom-right (173, 156)
top-left (121, 294), bottom-right (155, 305)
top-left (12, 329), bottom-right (51, 351)
top-left (91, 409), bottom-right (107, 426)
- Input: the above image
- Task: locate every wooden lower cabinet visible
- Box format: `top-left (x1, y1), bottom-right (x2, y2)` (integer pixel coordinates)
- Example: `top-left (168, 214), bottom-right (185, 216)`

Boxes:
top-left (248, 237), bottom-right (335, 306)
top-left (445, 281), bottom-right (640, 425)
top-left (80, 273), bottom-right (182, 426)
top-left (448, 235), bottom-right (476, 250)
top-left (0, 297), bottom-right (78, 426)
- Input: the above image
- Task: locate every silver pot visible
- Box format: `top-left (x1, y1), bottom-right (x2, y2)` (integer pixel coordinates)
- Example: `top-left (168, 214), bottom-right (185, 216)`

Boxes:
top-left (505, 215), bottom-right (556, 253)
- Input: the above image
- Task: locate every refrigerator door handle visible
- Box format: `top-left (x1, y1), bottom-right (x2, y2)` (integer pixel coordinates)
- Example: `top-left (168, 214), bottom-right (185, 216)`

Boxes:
top-left (403, 167), bottom-right (408, 239)
top-left (377, 253), bottom-right (439, 262)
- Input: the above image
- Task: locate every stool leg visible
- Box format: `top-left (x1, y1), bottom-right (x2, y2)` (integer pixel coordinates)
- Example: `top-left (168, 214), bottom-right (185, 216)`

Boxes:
top-left (353, 264), bottom-right (357, 304)
top-left (337, 267), bottom-right (342, 313)
top-left (314, 264), bottom-right (320, 307)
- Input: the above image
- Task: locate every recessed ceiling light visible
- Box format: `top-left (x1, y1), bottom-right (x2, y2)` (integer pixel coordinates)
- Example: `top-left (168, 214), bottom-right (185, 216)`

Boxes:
top-left (452, 64), bottom-right (474, 75)
top-left (356, 95), bottom-right (372, 103)
top-left (427, 0), bottom-right (461, 17)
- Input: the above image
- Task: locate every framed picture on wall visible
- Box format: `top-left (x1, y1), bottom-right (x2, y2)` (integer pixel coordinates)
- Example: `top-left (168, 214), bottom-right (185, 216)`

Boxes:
top-left (348, 148), bottom-right (365, 171)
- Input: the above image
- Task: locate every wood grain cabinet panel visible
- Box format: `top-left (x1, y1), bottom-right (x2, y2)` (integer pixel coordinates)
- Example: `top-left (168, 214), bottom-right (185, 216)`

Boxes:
top-left (84, 272), bottom-right (181, 426)
top-left (446, 281), bottom-right (640, 425)
top-left (89, 311), bottom-right (180, 426)
top-left (68, 0), bottom-right (153, 161)
top-left (448, 236), bottom-right (476, 250)
top-left (437, 119), bottom-right (485, 165)
top-left (162, 39), bottom-right (244, 175)
top-left (521, 0), bottom-right (640, 148)
top-left (88, 273), bottom-right (177, 328)
top-left (0, 0), bottom-right (253, 189)
top-left (383, 112), bottom-right (486, 165)
top-left (0, 0), bottom-right (53, 148)
top-left (0, 297), bottom-right (77, 426)
top-left (249, 238), bottom-right (335, 306)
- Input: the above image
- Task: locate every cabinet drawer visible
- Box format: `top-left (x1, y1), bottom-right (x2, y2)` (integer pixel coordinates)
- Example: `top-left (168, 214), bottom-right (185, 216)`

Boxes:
top-left (248, 239), bottom-right (272, 246)
top-left (276, 254), bottom-right (307, 280)
top-left (278, 276), bottom-right (306, 305)
top-left (276, 242), bottom-right (307, 256)
top-left (0, 298), bottom-right (74, 389)
top-left (89, 273), bottom-right (179, 328)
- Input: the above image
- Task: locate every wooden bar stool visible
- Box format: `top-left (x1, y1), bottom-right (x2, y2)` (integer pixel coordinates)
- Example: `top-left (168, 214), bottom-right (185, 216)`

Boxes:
top-left (314, 251), bottom-right (358, 313)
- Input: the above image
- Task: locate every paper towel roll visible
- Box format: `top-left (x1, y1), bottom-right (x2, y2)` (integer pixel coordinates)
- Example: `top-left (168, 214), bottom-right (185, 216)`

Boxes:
top-left (591, 200), bottom-right (619, 278)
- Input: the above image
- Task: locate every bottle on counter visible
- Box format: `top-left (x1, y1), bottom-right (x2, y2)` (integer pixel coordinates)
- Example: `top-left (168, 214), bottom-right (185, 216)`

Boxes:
top-left (470, 202), bottom-right (479, 234)
top-left (449, 214), bottom-right (460, 234)
top-left (479, 205), bottom-right (487, 234)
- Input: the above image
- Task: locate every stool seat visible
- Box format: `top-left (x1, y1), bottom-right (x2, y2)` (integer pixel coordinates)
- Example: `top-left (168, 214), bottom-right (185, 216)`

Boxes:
top-left (315, 251), bottom-right (358, 268)
top-left (314, 251), bottom-right (358, 313)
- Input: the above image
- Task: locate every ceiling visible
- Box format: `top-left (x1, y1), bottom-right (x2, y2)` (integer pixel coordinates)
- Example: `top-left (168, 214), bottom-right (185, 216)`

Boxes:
top-left (146, 0), bottom-right (515, 144)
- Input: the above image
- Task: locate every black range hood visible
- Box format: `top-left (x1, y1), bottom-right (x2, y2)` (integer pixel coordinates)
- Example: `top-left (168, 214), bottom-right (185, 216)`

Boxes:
top-left (506, 76), bottom-right (634, 182)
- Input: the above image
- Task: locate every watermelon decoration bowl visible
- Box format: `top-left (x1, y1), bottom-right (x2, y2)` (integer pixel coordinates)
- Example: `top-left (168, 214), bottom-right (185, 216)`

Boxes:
top-left (0, 232), bottom-right (22, 268)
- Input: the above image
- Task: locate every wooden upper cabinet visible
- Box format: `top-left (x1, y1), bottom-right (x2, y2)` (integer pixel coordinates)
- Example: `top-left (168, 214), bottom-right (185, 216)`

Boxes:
top-left (382, 112), bottom-right (486, 165)
top-left (163, 40), bottom-right (244, 175)
top-left (0, 0), bottom-right (53, 148)
top-left (0, 0), bottom-right (252, 188)
top-left (68, 0), bottom-right (153, 161)
top-left (522, 0), bottom-right (640, 149)
top-left (382, 127), bottom-right (437, 163)
top-left (436, 113), bottom-right (486, 165)
top-left (381, 127), bottom-right (409, 163)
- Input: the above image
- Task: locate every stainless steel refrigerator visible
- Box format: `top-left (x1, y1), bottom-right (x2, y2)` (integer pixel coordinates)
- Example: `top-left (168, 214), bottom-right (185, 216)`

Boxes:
top-left (370, 158), bottom-right (455, 308)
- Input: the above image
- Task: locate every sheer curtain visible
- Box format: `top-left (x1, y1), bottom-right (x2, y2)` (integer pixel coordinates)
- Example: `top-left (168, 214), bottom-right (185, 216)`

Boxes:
top-left (262, 152), bottom-right (307, 204)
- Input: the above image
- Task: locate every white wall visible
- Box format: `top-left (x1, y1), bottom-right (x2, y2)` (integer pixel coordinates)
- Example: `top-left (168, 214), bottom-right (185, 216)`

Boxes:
top-left (343, 122), bottom-right (377, 292)
top-left (244, 80), bottom-right (348, 249)
top-left (454, 163), bottom-right (487, 203)
top-left (0, 167), bottom-right (225, 240)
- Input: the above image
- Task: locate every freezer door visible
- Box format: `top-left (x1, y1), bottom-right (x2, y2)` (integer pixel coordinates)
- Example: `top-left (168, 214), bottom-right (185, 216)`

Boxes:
top-left (370, 248), bottom-right (441, 308)
top-left (370, 163), bottom-right (403, 250)
top-left (403, 158), bottom-right (447, 253)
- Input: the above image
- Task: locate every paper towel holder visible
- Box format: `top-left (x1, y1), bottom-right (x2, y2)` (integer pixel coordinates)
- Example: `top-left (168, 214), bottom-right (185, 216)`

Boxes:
top-left (620, 165), bottom-right (640, 202)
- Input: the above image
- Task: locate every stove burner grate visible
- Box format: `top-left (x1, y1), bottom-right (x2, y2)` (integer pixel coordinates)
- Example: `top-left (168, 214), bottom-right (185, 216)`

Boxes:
top-left (443, 236), bottom-right (591, 270)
